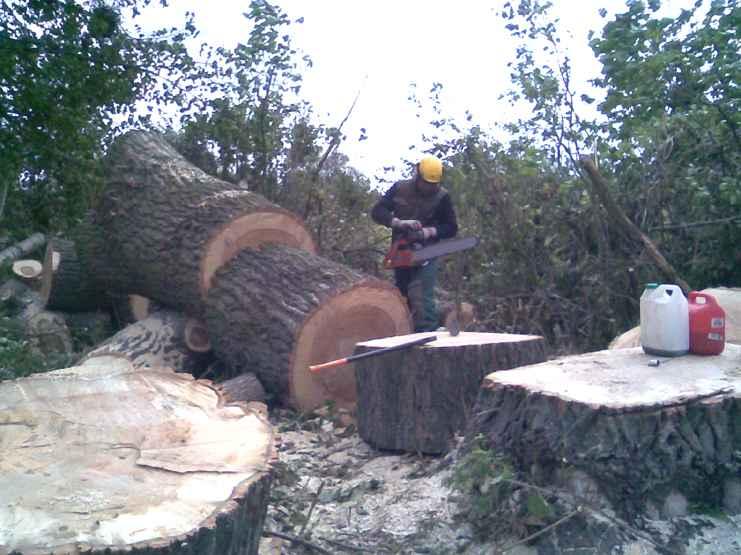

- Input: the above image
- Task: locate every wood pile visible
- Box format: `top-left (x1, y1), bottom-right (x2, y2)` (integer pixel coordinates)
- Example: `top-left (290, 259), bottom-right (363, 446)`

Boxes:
top-left (1, 130), bottom-right (550, 553)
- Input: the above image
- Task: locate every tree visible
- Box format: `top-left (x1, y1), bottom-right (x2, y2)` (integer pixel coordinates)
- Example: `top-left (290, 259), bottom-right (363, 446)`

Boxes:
top-left (0, 0), bottom-right (198, 231)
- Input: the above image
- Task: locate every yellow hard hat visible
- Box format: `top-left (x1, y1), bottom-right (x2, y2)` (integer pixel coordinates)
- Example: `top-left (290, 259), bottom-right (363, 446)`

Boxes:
top-left (418, 156), bottom-right (443, 183)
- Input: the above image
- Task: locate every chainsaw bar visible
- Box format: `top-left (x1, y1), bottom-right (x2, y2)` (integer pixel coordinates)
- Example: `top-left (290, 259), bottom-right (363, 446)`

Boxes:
top-left (409, 236), bottom-right (478, 265)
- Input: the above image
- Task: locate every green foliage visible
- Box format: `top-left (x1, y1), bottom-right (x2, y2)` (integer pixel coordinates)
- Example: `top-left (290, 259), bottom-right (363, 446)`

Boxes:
top-left (446, 436), bottom-right (516, 538)
top-left (0, 0), bottom-right (199, 232)
top-left (0, 305), bottom-right (50, 381)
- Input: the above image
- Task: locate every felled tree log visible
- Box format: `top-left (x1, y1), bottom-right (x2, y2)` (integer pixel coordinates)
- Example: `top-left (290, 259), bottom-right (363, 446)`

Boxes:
top-left (0, 359), bottom-right (274, 555)
top-left (0, 232), bottom-right (45, 267)
top-left (205, 245), bottom-right (411, 412)
top-left (80, 309), bottom-right (213, 375)
top-left (468, 345), bottom-right (741, 520)
top-left (355, 331), bottom-right (547, 454)
top-left (609, 287), bottom-right (741, 349)
top-left (40, 236), bottom-right (108, 312)
top-left (88, 131), bottom-right (316, 316)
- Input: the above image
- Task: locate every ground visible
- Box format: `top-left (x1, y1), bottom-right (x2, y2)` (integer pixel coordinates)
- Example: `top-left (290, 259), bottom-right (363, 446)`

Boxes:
top-left (259, 407), bottom-right (741, 555)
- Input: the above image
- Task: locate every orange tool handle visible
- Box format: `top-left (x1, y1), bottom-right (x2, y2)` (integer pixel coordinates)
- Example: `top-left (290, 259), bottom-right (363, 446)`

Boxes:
top-left (309, 335), bottom-right (437, 373)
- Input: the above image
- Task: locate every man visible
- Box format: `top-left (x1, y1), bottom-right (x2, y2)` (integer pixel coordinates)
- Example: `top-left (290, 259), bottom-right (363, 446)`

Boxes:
top-left (371, 155), bottom-right (458, 332)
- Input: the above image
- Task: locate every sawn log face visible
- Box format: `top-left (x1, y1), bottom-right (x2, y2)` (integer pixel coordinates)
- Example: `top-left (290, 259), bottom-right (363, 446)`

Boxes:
top-left (0, 360), bottom-right (275, 555)
top-left (205, 244), bottom-right (411, 411)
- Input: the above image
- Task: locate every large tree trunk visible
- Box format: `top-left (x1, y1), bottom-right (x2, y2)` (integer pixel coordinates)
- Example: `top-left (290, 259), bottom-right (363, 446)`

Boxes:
top-left (468, 345), bottom-right (741, 520)
top-left (205, 245), bottom-right (411, 412)
top-left (80, 309), bottom-right (214, 375)
top-left (87, 131), bottom-right (316, 316)
top-left (354, 331), bottom-right (547, 454)
top-left (0, 358), bottom-right (274, 555)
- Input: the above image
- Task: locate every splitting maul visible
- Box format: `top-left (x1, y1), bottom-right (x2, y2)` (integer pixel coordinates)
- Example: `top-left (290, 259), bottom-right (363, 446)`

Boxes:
top-left (309, 335), bottom-right (437, 373)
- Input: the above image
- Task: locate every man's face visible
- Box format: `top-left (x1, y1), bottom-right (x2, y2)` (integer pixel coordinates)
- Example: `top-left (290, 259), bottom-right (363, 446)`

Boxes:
top-left (415, 174), bottom-right (440, 195)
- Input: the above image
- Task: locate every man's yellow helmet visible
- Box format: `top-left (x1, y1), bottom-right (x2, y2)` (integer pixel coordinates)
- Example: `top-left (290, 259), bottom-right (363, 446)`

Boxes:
top-left (418, 156), bottom-right (443, 184)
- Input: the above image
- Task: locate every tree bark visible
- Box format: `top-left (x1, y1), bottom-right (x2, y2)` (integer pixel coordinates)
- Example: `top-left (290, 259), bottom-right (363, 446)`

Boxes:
top-left (468, 345), bottom-right (741, 520)
top-left (80, 309), bottom-right (214, 375)
top-left (40, 236), bottom-right (107, 311)
top-left (1, 359), bottom-right (274, 555)
top-left (354, 331), bottom-right (547, 454)
top-left (89, 131), bottom-right (316, 316)
top-left (205, 245), bottom-right (411, 412)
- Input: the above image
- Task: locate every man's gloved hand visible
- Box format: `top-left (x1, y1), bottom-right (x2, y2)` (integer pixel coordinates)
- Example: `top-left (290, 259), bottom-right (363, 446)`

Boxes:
top-left (391, 218), bottom-right (422, 231)
top-left (406, 227), bottom-right (437, 243)
top-left (421, 227), bottom-right (437, 240)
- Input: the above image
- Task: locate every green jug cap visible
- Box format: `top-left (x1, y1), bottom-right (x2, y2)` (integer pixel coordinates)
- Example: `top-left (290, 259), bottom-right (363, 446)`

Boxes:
top-left (644, 283), bottom-right (658, 289)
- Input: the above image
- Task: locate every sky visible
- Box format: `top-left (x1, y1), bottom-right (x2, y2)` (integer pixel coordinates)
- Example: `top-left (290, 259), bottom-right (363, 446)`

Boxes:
top-left (136, 0), bottom-right (694, 183)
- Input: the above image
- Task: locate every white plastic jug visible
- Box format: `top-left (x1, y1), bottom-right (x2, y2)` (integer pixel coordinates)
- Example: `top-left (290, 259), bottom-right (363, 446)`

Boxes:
top-left (640, 283), bottom-right (689, 357)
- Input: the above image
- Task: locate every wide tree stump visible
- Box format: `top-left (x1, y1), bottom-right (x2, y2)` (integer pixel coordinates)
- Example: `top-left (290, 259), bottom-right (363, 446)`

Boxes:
top-left (80, 309), bottom-right (213, 375)
top-left (205, 245), bottom-right (411, 412)
top-left (468, 345), bottom-right (741, 520)
top-left (89, 131), bottom-right (316, 316)
top-left (0, 359), bottom-right (274, 555)
top-left (355, 331), bottom-right (547, 454)
top-left (610, 287), bottom-right (741, 349)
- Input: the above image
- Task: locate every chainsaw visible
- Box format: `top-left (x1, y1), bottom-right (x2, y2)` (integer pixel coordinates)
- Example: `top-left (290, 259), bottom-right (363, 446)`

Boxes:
top-left (383, 232), bottom-right (478, 270)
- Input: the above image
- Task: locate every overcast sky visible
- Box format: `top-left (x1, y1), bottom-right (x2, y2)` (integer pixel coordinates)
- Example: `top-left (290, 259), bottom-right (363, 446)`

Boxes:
top-left (137, 1), bottom-right (695, 182)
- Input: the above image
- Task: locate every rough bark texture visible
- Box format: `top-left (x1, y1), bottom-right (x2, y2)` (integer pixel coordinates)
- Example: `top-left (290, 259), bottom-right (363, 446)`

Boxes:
top-left (468, 345), bottom-right (741, 520)
top-left (40, 236), bottom-right (107, 312)
top-left (205, 245), bottom-right (411, 412)
top-left (1, 359), bottom-right (274, 555)
top-left (81, 309), bottom-right (213, 375)
top-left (354, 332), bottom-right (547, 454)
top-left (89, 131), bottom-right (316, 317)
top-left (218, 373), bottom-right (268, 404)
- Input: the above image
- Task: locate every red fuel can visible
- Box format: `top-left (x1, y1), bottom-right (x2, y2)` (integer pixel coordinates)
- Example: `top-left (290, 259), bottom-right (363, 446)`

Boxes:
top-left (688, 291), bottom-right (726, 355)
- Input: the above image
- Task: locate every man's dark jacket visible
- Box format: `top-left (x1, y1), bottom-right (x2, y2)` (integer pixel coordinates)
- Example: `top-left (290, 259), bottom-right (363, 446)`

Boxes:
top-left (370, 179), bottom-right (458, 242)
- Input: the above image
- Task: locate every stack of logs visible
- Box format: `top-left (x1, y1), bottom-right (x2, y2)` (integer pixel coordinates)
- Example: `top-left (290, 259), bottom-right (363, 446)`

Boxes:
top-left (38, 131), bottom-right (412, 412)
top-left (1, 131), bottom-right (414, 554)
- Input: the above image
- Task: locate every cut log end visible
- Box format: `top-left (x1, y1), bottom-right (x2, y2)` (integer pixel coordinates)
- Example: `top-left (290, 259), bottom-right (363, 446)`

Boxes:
top-left (200, 211), bottom-right (318, 297)
top-left (292, 283), bottom-right (411, 412)
top-left (1, 361), bottom-right (274, 555)
top-left (12, 259), bottom-right (42, 280)
top-left (185, 317), bottom-right (211, 352)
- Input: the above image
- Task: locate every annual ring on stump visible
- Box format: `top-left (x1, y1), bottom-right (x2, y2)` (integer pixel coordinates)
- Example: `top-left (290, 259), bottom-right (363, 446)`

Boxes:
top-left (201, 211), bottom-right (318, 298)
top-left (292, 284), bottom-right (411, 413)
top-left (0, 360), bottom-right (274, 554)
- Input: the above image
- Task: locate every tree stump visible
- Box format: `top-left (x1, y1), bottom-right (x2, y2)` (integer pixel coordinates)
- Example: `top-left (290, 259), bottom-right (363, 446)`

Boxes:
top-left (468, 345), bottom-right (741, 520)
top-left (80, 309), bottom-right (213, 375)
top-left (205, 245), bottom-right (411, 412)
top-left (355, 331), bottom-right (547, 454)
top-left (0, 359), bottom-right (274, 555)
top-left (89, 131), bottom-right (316, 316)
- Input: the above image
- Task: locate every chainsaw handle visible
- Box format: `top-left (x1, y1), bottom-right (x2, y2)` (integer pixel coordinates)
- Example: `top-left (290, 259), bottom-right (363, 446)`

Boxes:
top-left (383, 237), bottom-right (415, 269)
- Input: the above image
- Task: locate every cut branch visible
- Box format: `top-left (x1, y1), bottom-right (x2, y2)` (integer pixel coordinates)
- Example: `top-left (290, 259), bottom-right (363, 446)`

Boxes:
top-left (579, 156), bottom-right (690, 294)
top-left (0, 232), bottom-right (45, 267)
